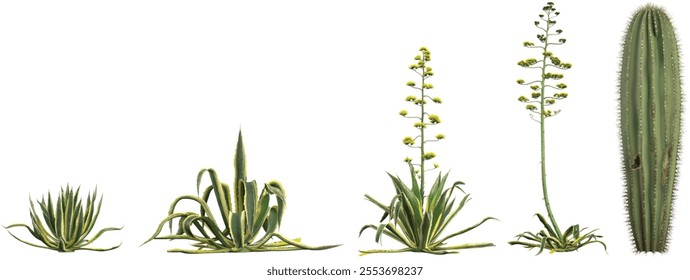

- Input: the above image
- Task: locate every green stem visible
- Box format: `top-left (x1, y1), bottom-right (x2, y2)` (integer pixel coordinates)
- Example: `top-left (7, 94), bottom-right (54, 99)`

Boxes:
top-left (540, 11), bottom-right (562, 238)
top-left (419, 72), bottom-right (426, 199)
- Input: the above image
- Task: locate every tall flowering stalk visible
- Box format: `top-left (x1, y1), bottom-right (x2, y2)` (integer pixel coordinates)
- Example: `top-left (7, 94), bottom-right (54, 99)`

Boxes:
top-left (400, 47), bottom-right (444, 195)
top-left (359, 47), bottom-right (494, 255)
top-left (508, 2), bottom-right (606, 254)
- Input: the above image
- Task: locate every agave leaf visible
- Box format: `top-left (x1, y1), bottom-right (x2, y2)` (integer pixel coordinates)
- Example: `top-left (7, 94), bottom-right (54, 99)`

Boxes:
top-left (387, 172), bottom-right (422, 226)
top-left (38, 196), bottom-right (55, 235)
top-left (420, 212), bottom-right (434, 247)
top-left (374, 223), bottom-right (387, 244)
top-left (407, 163), bottom-right (421, 200)
top-left (74, 205), bottom-right (85, 245)
top-left (364, 194), bottom-right (392, 223)
top-left (395, 187), bottom-right (423, 246)
top-left (384, 223), bottom-right (414, 247)
top-left (78, 227), bottom-right (123, 248)
top-left (429, 196), bottom-right (453, 242)
top-left (29, 200), bottom-right (55, 244)
top-left (82, 192), bottom-right (95, 236)
top-left (234, 131), bottom-right (248, 215)
top-left (359, 223), bottom-right (411, 248)
top-left (393, 203), bottom-right (416, 245)
top-left (234, 131), bottom-right (248, 195)
top-left (65, 188), bottom-right (78, 242)
top-left (184, 217), bottom-right (213, 242)
top-left (536, 238), bottom-right (548, 255)
top-left (265, 181), bottom-right (286, 227)
top-left (251, 193), bottom-right (271, 237)
top-left (561, 224), bottom-right (577, 244)
top-left (86, 194), bottom-right (104, 238)
top-left (167, 195), bottom-right (218, 231)
top-left (4, 224), bottom-right (54, 250)
top-left (265, 180), bottom-right (286, 198)
top-left (435, 242), bottom-right (494, 251)
top-left (363, 194), bottom-right (390, 213)
top-left (268, 233), bottom-right (341, 250)
top-left (359, 247), bottom-right (416, 255)
top-left (250, 207), bottom-right (280, 247)
top-left (182, 215), bottom-right (233, 248)
top-left (199, 184), bottom-right (214, 217)
top-left (77, 243), bottom-right (122, 252)
top-left (508, 239), bottom-right (540, 247)
top-left (167, 248), bottom-right (233, 254)
top-left (426, 171), bottom-right (446, 214)
top-left (431, 217), bottom-right (496, 247)
top-left (535, 213), bottom-right (558, 238)
top-left (359, 224), bottom-right (377, 237)
top-left (142, 212), bottom-right (198, 246)
top-left (229, 212), bottom-right (246, 248)
top-left (243, 180), bottom-right (258, 240)
top-left (41, 195), bottom-right (52, 232)
top-left (198, 168), bottom-right (231, 231)
top-left (429, 188), bottom-right (450, 240)
top-left (434, 193), bottom-right (470, 237)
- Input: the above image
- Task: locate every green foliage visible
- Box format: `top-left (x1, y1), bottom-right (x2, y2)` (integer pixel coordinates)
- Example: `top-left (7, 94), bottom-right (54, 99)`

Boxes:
top-left (4, 185), bottom-right (122, 252)
top-left (508, 2), bottom-right (606, 254)
top-left (142, 131), bottom-right (340, 253)
top-left (619, 4), bottom-right (682, 253)
top-left (360, 47), bottom-right (495, 255)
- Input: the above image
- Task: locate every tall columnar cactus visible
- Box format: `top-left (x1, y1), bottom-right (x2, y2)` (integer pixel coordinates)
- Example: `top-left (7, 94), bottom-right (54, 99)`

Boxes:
top-left (619, 4), bottom-right (682, 253)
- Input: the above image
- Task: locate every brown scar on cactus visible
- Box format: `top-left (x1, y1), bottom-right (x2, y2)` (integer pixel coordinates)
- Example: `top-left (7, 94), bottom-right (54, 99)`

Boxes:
top-left (631, 154), bottom-right (641, 170)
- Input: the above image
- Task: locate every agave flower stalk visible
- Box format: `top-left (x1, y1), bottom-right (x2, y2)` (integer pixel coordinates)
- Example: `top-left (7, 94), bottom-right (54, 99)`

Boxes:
top-left (359, 47), bottom-right (495, 255)
top-left (619, 4), bottom-right (682, 253)
top-left (4, 185), bottom-right (122, 252)
top-left (142, 131), bottom-right (340, 253)
top-left (509, 2), bottom-right (606, 254)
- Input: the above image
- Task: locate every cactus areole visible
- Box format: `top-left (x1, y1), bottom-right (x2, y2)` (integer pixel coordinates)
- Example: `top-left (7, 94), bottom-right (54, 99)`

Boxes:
top-left (619, 4), bottom-right (682, 253)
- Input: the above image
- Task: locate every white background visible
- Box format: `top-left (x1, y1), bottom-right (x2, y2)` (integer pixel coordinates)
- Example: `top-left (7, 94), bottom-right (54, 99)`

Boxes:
top-left (0, 0), bottom-right (688, 279)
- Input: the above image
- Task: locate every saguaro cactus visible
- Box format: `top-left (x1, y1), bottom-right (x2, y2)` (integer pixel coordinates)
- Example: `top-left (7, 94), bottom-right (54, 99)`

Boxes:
top-left (619, 4), bottom-right (682, 253)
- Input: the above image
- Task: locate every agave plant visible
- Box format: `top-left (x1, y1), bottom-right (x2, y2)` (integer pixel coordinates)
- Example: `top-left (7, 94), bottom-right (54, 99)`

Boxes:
top-left (508, 2), bottom-right (606, 254)
top-left (142, 131), bottom-right (340, 253)
top-left (4, 185), bottom-right (122, 252)
top-left (359, 47), bottom-right (495, 255)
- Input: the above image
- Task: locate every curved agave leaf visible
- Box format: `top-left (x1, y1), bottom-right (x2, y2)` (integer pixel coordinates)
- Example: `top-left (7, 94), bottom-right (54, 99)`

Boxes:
top-left (265, 181), bottom-right (286, 226)
top-left (167, 194), bottom-right (218, 232)
top-left (431, 217), bottom-right (497, 247)
top-left (198, 168), bottom-right (231, 231)
top-left (258, 232), bottom-right (340, 251)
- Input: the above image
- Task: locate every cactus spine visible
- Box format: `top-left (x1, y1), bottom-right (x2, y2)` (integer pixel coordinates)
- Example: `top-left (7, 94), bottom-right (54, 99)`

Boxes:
top-left (619, 4), bottom-right (682, 253)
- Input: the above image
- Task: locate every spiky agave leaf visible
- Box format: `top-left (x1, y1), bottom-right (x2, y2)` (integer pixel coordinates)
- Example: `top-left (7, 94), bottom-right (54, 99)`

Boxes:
top-left (619, 4), bottom-right (682, 253)
top-left (4, 184), bottom-right (121, 252)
